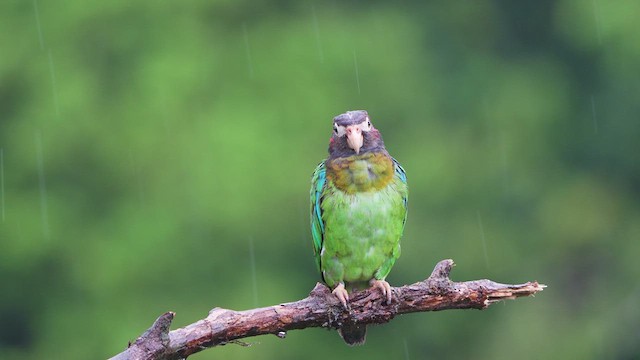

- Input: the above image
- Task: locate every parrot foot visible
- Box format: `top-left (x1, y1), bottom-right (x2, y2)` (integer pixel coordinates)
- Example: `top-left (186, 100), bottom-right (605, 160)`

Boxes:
top-left (369, 279), bottom-right (393, 304)
top-left (332, 283), bottom-right (349, 309)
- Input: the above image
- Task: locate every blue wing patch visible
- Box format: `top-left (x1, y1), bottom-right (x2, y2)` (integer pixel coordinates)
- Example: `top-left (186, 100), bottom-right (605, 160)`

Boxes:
top-left (392, 157), bottom-right (408, 224)
top-left (392, 157), bottom-right (407, 184)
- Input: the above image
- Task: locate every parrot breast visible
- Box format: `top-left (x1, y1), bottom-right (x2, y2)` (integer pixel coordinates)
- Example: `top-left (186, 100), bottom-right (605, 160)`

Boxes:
top-left (319, 152), bottom-right (406, 287)
top-left (325, 152), bottom-right (394, 194)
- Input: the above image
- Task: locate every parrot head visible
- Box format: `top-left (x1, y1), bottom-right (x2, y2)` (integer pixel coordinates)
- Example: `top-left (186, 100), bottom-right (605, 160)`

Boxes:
top-left (328, 110), bottom-right (386, 157)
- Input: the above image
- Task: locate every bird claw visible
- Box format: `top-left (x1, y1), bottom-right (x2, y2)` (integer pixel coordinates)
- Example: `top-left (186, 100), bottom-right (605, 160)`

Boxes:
top-left (332, 283), bottom-right (349, 310)
top-left (369, 279), bottom-right (393, 304)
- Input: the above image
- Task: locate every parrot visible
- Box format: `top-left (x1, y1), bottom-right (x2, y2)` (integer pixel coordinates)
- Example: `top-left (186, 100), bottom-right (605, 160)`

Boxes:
top-left (310, 110), bottom-right (408, 345)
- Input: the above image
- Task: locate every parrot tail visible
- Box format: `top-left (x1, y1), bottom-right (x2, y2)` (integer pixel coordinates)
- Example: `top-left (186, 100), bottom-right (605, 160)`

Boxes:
top-left (338, 324), bottom-right (367, 346)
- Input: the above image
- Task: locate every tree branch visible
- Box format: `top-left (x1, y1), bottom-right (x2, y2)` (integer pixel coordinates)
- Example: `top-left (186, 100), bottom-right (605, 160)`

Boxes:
top-left (109, 259), bottom-right (545, 359)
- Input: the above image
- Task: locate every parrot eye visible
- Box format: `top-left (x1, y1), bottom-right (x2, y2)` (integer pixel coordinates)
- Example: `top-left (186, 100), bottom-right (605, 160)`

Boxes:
top-left (363, 118), bottom-right (372, 131)
top-left (333, 124), bottom-right (339, 134)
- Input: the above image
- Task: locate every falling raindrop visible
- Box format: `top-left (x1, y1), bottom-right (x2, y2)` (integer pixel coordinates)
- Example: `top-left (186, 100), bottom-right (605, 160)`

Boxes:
top-left (499, 132), bottom-right (510, 198)
top-left (33, 0), bottom-right (44, 50)
top-left (500, 131), bottom-right (510, 199)
top-left (403, 338), bottom-right (410, 360)
top-left (590, 95), bottom-right (599, 134)
top-left (48, 50), bottom-right (60, 117)
top-left (353, 50), bottom-right (361, 94)
top-left (476, 211), bottom-right (490, 269)
top-left (300, 202), bottom-right (309, 246)
top-left (249, 236), bottom-right (258, 307)
top-left (1, 148), bottom-right (5, 222)
top-left (36, 132), bottom-right (50, 240)
top-left (592, 0), bottom-right (602, 45)
top-left (242, 23), bottom-right (254, 79)
top-left (311, 5), bottom-right (324, 63)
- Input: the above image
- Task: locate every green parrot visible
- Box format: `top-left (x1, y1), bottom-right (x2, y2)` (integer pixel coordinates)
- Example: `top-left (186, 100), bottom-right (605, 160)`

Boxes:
top-left (310, 110), bottom-right (408, 345)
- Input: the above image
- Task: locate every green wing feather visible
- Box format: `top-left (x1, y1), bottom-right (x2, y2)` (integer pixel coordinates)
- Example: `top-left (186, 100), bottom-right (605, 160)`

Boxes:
top-left (392, 157), bottom-right (408, 225)
top-left (310, 161), bottom-right (326, 272)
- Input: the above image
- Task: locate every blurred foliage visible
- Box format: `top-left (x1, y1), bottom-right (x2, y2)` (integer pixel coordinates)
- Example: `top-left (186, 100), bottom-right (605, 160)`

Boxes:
top-left (1, 1), bottom-right (639, 359)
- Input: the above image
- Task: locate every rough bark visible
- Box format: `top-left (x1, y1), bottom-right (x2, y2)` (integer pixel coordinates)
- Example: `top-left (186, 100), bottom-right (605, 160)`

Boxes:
top-left (109, 259), bottom-right (545, 359)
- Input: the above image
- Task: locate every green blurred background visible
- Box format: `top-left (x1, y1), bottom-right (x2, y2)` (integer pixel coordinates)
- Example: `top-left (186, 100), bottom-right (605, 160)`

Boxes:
top-left (1, 1), bottom-right (639, 359)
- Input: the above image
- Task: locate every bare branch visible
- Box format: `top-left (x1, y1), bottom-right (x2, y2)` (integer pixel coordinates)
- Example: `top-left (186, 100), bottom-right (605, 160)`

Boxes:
top-left (109, 259), bottom-right (545, 359)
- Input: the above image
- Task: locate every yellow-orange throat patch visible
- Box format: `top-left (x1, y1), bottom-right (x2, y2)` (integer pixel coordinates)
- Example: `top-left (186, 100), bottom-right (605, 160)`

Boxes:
top-left (326, 152), bottom-right (394, 194)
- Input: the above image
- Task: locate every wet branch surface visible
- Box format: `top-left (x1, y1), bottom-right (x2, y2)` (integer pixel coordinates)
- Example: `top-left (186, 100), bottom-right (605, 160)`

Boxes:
top-left (109, 259), bottom-right (545, 360)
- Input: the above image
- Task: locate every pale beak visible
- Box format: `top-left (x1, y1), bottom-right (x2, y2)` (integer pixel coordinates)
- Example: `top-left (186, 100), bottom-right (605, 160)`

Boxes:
top-left (346, 125), bottom-right (363, 154)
